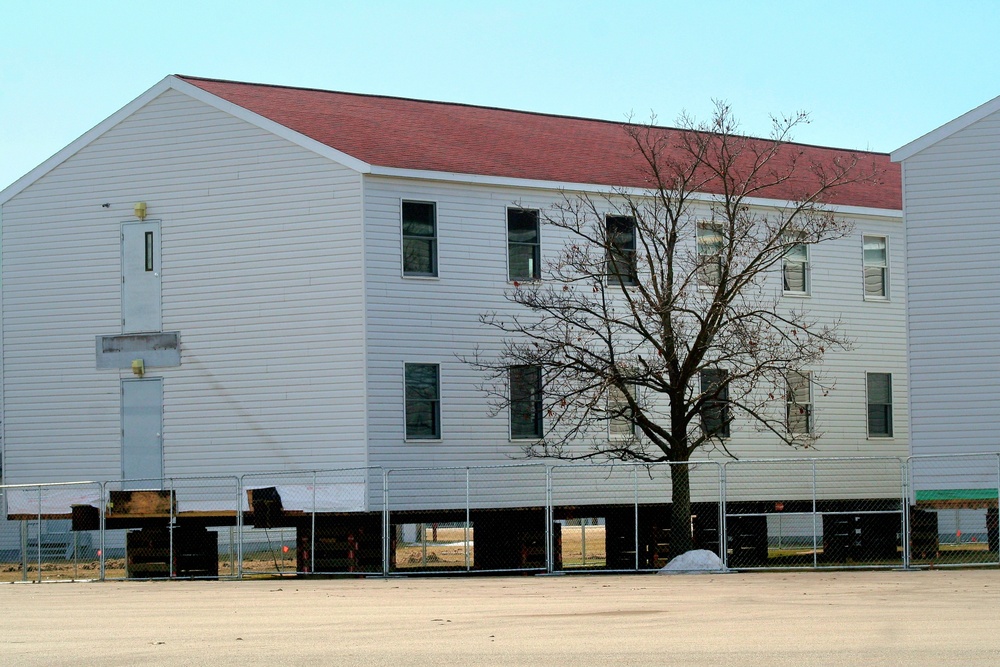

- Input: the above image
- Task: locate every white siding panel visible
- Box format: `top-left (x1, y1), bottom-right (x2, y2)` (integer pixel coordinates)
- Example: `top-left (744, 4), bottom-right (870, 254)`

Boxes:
top-left (903, 107), bottom-right (1000, 457)
top-left (2, 89), bottom-right (366, 484)
top-left (363, 176), bottom-right (908, 507)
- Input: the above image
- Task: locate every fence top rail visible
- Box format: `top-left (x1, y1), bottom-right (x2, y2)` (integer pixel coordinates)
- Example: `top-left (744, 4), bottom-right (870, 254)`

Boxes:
top-left (105, 476), bottom-right (241, 487)
top-left (240, 465), bottom-right (385, 480)
top-left (723, 456), bottom-right (907, 465)
top-left (0, 480), bottom-right (102, 490)
top-left (551, 460), bottom-right (722, 469)
top-left (385, 463), bottom-right (550, 474)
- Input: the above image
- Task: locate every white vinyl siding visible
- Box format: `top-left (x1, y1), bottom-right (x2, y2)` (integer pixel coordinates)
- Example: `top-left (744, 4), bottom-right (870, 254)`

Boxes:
top-left (0, 89), bottom-right (367, 483)
top-left (899, 105), bottom-right (1000, 459)
top-left (363, 175), bottom-right (908, 481)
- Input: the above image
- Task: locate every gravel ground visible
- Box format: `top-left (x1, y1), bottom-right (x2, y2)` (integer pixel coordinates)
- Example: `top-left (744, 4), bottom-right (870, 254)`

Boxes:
top-left (1, 569), bottom-right (999, 666)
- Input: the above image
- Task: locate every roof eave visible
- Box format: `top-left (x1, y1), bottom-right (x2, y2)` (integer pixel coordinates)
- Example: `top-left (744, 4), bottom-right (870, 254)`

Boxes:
top-left (368, 166), bottom-right (901, 218)
top-left (891, 93), bottom-right (1000, 163)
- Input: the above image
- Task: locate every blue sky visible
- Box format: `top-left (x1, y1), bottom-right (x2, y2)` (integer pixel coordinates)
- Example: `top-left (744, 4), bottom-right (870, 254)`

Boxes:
top-left (2, 0), bottom-right (999, 190)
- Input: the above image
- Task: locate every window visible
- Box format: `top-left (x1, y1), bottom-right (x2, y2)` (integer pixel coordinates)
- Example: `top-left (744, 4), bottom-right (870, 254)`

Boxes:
top-left (698, 224), bottom-right (724, 287)
top-left (508, 208), bottom-right (540, 281)
top-left (783, 236), bottom-right (809, 294)
top-left (605, 215), bottom-right (637, 285)
top-left (863, 236), bottom-right (887, 298)
top-left (700, 369), bottom-right (730, 438)
top-left (405, 363), bottom-right (440, 439)
top-left (866, 372), bottom-right (893, 437)
top-left (609, 384), bottom-right (636, 439)
top-left (402, 201), bottom-right (437, 276)
top-left (510, 365), bottom-right (542, 439)
top-left (786, 371), bottom-right (812, 435)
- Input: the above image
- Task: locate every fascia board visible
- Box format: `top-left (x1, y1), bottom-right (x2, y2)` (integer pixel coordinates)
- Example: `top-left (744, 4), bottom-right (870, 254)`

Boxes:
top-left (891, 94), bottom-right (1000, 163)
top-left (1, 77), bottom-right (177, 205)
top-left (367, 166), bottom-right (902, 220)
top-left (169, 77), bottom-right (371, 174)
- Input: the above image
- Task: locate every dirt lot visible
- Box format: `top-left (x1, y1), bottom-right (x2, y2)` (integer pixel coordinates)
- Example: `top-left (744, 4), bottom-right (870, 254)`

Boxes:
top-left (1, 569), bottom-right (999, 666)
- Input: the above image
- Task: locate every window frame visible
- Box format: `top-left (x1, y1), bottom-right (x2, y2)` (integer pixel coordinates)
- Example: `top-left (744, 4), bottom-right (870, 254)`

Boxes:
top-left (782, 235), bottom-right (810, 296)
top-left (608, 383), bottom-right (636, 440)
top-left (404, 362), bottom-right (441, 441)
top-left (697, 223), bottom-right (724, 288)
top-left (862, 235), bottom-right (889, 300)
top-left (700, 368), bottom-right (731, 439)
top-left (401, 200), bottom-right (438, 278)
top-left (785, 370), bottom-right (813, 436)
top-left (605, 214), bottom-right (638, 286)
top-left (866, 372), bottom-right (893, 438)
top-left (507, 207), bottom-right (541, 282)
top-left (509, 365), bottom-right (543, 440)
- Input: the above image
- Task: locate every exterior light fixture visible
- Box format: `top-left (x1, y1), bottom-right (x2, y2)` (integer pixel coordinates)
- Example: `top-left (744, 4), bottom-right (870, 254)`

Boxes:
top-left (134, 202), bottom-right (147, 220)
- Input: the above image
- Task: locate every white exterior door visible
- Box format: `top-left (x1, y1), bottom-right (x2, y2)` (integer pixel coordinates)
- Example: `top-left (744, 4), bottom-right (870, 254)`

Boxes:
top-left (121, 378), bottom-right (163, 484)
top-left (121, 221), bottom-right (161, 333)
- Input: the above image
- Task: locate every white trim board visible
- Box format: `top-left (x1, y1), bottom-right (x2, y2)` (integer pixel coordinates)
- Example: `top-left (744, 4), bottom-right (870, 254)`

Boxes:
top-left (891, 93), bottom-right (1000, 163)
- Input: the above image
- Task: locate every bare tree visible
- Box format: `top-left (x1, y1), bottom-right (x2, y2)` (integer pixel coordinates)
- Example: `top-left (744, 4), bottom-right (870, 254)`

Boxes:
top-left (470, 102), bottom-right (885, 557)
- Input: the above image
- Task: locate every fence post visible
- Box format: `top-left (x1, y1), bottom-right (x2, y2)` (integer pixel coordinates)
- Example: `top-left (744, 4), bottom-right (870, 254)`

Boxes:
top-left (168, 477), bottom-right (175, 578)
top-left (36, 486), bottom-right (42, 583)
top-left (545, 466), bottom-right (553, 574)
top-left (465, 468), bottom-right (471, 572)
top-left (100, 482), bottom-right (107, 581)
top-left (237, 476), bottom-right (245, 579)
top-left (633, 466), bottom-right (639, 571)
top-left (811, 460), bottom-right (818, 569)
top-left (719, 461), bottom-right (728, 569)
top-left (382, 469), bottom-right (390, 577)
top-left (996, 454), bottom-right (1000, 566)
top-left (311, 471), bottom-right (317, 575)
top-left (901, 458), bottom-right (910, 569)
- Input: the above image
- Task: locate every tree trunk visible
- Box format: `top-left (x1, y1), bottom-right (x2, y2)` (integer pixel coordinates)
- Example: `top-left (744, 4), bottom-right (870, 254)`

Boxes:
top-left (669, 462), bottom-right (694, 558)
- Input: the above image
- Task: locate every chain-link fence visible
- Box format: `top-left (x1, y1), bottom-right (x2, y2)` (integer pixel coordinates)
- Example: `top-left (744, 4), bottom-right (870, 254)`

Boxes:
top-left (240, 467), bottom-right (380, 576)
top-left (386, 464), bottom-right (549, 574)
top-left (549, 461), bottom-right (723, 572)
top-left (723, 458), bottom-right (905, 569)
top-left (3, 454), bottom-right (999, 580)
top-left (0, 482), bottom-right (103, 582)
top-left (907, 453), bottom-right (1000, 568)
top-left (102, 476), bottom-right (240, 580)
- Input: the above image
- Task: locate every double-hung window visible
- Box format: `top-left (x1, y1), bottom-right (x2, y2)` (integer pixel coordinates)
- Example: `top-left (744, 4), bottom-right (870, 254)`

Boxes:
top-left (786, 370), bottom-right (812, 435)
top-left (404, 363), bottom-right (440, 439)
top-left (605, 215), bottom-right (637, 286)
top-left (700, 369), bottom-right (731, 438)
top-left (783, 236), bottom-right (809, 295)
top-left (863, 236), bottom-right (888, 298)
top-left (510, 365), bottom-right (543, 439)
top-left (402, 201), bottom-right (437, 276)
top-left (866, 372), bottom-right (893, 437)
top-left (608, 384), bottom-right (636, 439)
top-left (508, 208), bottom-right (540, 281)
top-left (698, 224), bottom-right (724, 287)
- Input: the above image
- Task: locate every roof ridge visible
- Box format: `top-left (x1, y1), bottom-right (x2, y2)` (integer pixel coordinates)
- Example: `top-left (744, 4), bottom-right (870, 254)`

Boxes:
top-left (175, 75), bottom-right (888, 157)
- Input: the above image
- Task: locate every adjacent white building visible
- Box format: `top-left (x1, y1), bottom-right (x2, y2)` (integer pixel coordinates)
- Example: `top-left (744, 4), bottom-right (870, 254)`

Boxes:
top-left (0, 76), bottom-right (907, 510)
top-left (892, 95), bottom-right (1000, 513)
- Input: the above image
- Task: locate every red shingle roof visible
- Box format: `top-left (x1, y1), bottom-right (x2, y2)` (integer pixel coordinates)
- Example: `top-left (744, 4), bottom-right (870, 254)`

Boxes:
top-left (179, 76), bottom-right (901, 211)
